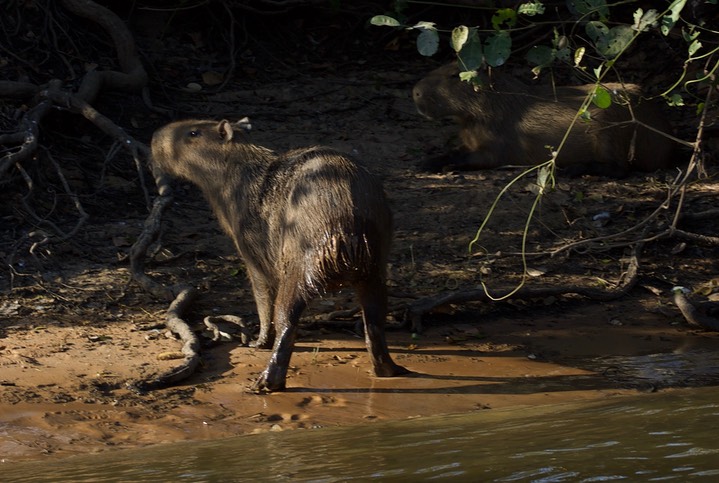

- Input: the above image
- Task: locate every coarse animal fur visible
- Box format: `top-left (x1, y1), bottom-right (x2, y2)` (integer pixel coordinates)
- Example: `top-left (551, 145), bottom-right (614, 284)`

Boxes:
top-left (151, 118), bottom-right (408, 392)
top-left (413, 63), bottom-right (676, 177)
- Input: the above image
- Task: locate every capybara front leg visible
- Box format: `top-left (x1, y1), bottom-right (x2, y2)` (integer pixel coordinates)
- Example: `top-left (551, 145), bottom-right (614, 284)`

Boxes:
top-left (356, 282), bottom-right (409, 377)
top-left (252, 290), bottom-right (306, 393)
top-left (247, 272), bottom-right (275, 349)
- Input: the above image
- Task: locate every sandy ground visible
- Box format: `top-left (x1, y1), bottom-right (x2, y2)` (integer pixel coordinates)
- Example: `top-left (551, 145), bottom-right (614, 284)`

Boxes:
top-left (2, 288), bottom-right (719, 462)
top-left (2, 38), bottom-right (718, 462)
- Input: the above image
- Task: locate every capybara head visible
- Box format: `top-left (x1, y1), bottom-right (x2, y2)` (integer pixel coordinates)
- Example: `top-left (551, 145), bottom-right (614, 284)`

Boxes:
top-left (412, 63), bottom-right (527, 122)
top-left (151, 118), bottom-right (258, 180)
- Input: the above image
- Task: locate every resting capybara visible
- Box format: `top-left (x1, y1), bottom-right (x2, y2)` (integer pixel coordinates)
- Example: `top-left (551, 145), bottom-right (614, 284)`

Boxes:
top-left (151, 118), bottom-right (408, 392)
top-left (413, 63), bottom-right (675, 177)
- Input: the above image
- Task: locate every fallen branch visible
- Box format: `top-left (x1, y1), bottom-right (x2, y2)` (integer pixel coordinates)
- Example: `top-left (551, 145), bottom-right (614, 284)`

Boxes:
top-left (407, 239), bottom-right (643, 332)
top-left (672, 287), bottom-right (719, 331)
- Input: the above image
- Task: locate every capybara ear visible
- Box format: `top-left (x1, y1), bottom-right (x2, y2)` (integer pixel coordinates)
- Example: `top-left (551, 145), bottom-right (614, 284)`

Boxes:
top-left (218, 119), bottom-right (234, 142)
top-left (236, 117), bottom-right (252, 133)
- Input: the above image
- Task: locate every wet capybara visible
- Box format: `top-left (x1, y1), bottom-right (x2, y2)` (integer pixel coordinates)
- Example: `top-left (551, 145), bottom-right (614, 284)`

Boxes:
top-left (413, 63), bottom-right (675, 177)
top-left (151, 118), bottom-right (408, 392)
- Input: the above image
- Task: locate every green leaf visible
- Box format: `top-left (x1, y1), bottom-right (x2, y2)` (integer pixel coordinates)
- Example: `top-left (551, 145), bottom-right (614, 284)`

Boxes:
top-left (417, 28), bottom-right (439, 56)
top-left (568, 0), bottom-right (609, 19)
top-left (459, 70), bottom-right (479, 84)
top-left (661, 0), bottom-right (687, 36)
top-left (688, 39), bottom-right (702, 56)
top-left (411, 21), bottom-right (437, 30)
top-left (574, 46), bottom-right (586, 66)
top-left (585, 20), bottom-right (609, 43)
top-left (592, 86), bottom-right (612, 108)
top-left (537, 165), bottom-right (551, 193)
top-left (526, 45), bottom-right (554, 67)
top-left (632, 8), bottom-right (659, 32)
top-left (484, 31), bottom-right (511, 67)
top-left (370, 15), bottom-right (401, 27)
top-left (682, 26), bottom-right (700, 42)
top-left (518, 1), bottom-right (545, 15)
top-left (491, 8), bottom-right (517, 30)
top-left (458, 29), bottom-right (484, 71)
top-left (451, 26), bottom-right (470, 52)
top-left (665, 93), bottom-right (684, 106)
top-left (585, 22), bottom-right (634, 59)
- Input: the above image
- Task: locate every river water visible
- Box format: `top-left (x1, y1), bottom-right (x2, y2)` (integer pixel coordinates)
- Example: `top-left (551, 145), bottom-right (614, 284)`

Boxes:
top-left (4, 386), bottom-right (719, 482)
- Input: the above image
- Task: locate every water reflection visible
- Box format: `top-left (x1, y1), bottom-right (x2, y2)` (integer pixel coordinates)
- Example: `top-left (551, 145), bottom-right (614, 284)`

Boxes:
top-left (4, 386), bottom-right (719, 482)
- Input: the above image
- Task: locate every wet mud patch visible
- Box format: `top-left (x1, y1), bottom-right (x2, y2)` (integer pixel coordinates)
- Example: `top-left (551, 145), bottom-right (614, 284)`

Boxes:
top-left (3, 291), bottom-right (719, 462)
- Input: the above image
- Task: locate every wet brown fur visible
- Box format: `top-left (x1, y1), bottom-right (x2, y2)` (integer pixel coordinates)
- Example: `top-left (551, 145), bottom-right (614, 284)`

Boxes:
top-left (151, 119), bottom-right (408, 392)
top-left (413, 63), bottom-right (676, 177)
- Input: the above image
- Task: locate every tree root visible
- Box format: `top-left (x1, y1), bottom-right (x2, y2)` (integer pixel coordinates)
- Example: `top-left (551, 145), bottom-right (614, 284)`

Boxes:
top-left (129, 287), bottom-right (200, 392)
top-left (672, 287), bottom-right (719, 331)
top-left (0, 1), bottom-right (205, 390)
top-left (406, 240), bottom-right (643, 333)
top-left (204, 315), bottom-right (254, 345)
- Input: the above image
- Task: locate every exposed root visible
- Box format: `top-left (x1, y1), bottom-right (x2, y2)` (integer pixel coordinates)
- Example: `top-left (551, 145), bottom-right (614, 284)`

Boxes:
top-left (407, 239), bottom-right (643, 332)
top-left (0, 1), bottom-right (208, 389)
top-left (672, 287), bottom-right (719, 332)
top-left (130, 287), bottom-right (200, 392)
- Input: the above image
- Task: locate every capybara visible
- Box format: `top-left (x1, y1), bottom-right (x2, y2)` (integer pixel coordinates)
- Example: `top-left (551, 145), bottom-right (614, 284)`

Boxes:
top-left (151, 118), bottom-right (408, 392)
top-left (413, 63), bottom-right (675, 177)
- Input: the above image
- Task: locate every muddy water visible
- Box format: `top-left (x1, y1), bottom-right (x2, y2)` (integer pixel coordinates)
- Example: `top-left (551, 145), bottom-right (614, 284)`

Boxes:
top-left (4, 386), bottom-right (719, 482)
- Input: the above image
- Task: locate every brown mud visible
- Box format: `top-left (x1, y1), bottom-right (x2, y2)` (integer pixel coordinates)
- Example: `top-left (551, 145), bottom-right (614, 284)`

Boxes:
top-left (2, 45), bottom-right (718, 462)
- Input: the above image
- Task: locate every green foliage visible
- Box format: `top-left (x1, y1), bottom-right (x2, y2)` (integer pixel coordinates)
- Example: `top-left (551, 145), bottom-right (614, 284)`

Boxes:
top-left (585, 22), bottom-right (634, 60)
top-left (526, 29), bottom-right (571, 73)
top-left (455, 28), bottom-right (483, 71)
top-left (370, 0), bottom-right (714, 84)
top-left (415, 23), bottom-right (439, 57)
top-left (370, 15), bottom-right (400, 27)
top-left (567, 0), bottom-right (610, 20)
top-left (517, 1), bottom-right (545, 16)
top-left (592, 86), bottom-right (612, 109)
top-left (484, 31), bottom-right (511, 67)
top-left (491, 8), bottom-right (516, 31)
top-left (662, 0), bottom-right (687, 35)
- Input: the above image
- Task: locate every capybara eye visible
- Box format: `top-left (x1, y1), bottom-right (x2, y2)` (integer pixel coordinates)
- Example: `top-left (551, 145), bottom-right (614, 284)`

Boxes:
top-left (188, 130), bottom-right (200, 137)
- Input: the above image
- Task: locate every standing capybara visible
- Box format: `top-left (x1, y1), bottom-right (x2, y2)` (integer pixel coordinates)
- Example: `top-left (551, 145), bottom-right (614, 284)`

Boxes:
top-left (151, 118), bottom-right (408, 392)
top-left (413, 63), bottom-right (675, 177)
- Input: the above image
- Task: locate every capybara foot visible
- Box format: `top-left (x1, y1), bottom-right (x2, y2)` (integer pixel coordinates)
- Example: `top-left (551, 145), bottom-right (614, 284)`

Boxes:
top-left (374, 362), bottom-right (411, 377)
top-left (251, 370), bottom-right (286, 393)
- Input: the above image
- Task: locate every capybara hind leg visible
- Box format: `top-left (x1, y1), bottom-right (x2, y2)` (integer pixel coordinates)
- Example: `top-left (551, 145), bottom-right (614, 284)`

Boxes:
top-left (356, 282), bottom-right (409, 377)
